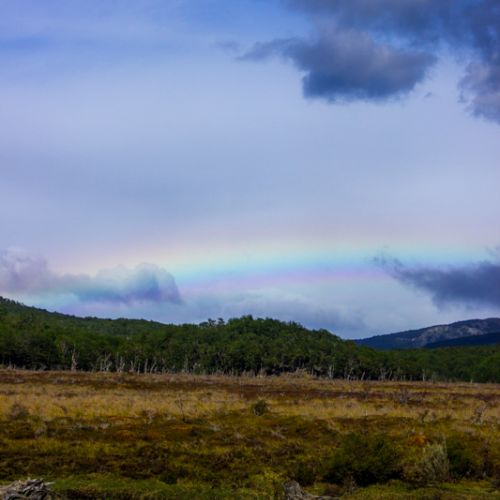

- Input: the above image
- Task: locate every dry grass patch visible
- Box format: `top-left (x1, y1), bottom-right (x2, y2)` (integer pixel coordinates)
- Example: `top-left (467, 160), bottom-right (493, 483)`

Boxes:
top-left (0, 370), bottom-right (499, 498)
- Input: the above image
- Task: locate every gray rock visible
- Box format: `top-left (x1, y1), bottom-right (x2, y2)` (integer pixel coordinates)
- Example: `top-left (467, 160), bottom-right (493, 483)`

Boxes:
top-left (0, 479), bottom-right (55, 500)
top-left (283, 480), bottom-right (337, 500)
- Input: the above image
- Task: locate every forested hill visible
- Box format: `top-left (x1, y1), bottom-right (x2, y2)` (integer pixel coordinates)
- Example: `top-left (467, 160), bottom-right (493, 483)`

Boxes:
top-left (0, 297), bottom-right (499, 382)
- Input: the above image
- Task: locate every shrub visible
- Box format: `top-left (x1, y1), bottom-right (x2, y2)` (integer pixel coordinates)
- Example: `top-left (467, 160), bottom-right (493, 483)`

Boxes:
top-left (324, 432), bottom-right (401, 486)
top-left (159, 469), bottom-right (178, 484)
top-left (289, 460), bottom-right (317, 486)
top-left (8, 403), bottom-right (30, 420)
top-left (403, 442), bottom-right (449, 486)
top-left (446, 436), bottom-right (481, 478)
top-left (251, 399), bottom-right (269, 416)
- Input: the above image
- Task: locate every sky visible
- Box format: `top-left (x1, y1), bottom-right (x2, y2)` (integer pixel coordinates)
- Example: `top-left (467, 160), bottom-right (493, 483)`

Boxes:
top-left (1, 0), bottom-right (500, 338)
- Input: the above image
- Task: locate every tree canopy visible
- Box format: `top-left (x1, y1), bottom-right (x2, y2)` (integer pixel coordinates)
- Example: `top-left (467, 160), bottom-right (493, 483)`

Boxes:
top-left (0, 297), bottom-right (498, 382)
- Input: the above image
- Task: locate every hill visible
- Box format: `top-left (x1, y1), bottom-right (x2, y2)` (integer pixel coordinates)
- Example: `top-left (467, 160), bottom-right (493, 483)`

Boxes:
top-left (355, 318), bottom-right (500, 350)
top-left (0, 296), bottom-right (499, 382)
top-left (0, 296), bottom-right (356, 376)
top-left (425, 331), bottom-right (500, 349)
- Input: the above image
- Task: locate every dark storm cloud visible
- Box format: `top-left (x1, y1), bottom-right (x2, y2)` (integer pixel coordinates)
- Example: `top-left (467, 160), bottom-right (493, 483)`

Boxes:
top-left (376, 255), bottom-right (500, 308)
top-left (0, 249), bottom-right (181, 305)
top-left (288, 0), bottom-right (453, 39)
top-left (245, 0), bottom-right (500, 121)
top-left (244, 30), bottom-right (435, 101)
top-left (460, 62), bottom-right (500, 122)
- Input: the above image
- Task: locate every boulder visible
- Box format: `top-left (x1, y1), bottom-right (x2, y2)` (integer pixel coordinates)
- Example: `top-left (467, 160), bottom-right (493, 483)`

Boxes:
top-left (283, 480), bottom-right (337, 500)
top-left (0, 479), bottom-right (54, 500)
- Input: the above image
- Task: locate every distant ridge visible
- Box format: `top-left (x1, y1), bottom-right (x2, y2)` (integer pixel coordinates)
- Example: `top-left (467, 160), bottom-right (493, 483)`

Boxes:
top-left (356, 318), bottom-right (500, 350)
top-left (425, 331), bottom-right (500, 349)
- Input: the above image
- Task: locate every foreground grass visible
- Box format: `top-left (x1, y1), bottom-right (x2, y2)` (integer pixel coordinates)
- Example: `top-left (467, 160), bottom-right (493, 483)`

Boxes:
top-left (0, 370), bottom-right (499, 498)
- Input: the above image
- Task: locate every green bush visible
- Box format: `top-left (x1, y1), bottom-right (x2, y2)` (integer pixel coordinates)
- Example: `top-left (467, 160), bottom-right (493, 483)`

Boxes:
top-left (446, 436), bottom-right (481, 478)
top-left (403, 442), bottom-right (449, 486)
top-left (251, 400), bottom-right (269, 416)
top-left (159, 470), bottom-right (178, 485)
top-left (324, 432), bottom-right (401, 486)
top-left (8, 403), bottom-right (30, 420)
top-left (289, 460), bottom-right (318, 486)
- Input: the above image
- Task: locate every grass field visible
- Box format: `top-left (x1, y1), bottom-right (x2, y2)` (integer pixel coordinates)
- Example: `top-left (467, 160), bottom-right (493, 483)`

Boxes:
top-left (0, 370), bottom-right (499, 498)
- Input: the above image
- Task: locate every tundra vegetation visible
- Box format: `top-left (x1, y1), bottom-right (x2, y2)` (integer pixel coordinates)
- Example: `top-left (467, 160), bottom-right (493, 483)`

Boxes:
top-left (0, 370), bottom-right (499, 499)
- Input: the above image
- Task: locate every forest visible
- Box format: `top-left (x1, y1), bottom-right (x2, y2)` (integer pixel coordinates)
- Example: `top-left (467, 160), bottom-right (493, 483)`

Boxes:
top-left (0, 297), bottom-right (498, 382)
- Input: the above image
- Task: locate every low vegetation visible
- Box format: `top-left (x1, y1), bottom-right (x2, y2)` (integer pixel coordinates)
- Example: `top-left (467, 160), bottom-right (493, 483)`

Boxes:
top-left (0, 370), bottom-right (499, 498)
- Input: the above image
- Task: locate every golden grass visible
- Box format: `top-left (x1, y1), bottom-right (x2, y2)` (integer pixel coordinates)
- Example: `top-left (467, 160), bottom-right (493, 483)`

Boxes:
top-left (0, 369), bottom-right (499, 499)
top-left (1, 370), bottom-right (498, 423)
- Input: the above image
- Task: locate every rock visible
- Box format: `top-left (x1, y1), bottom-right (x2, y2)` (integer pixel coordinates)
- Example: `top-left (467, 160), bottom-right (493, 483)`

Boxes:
top-left (0, 479), bottom-right (55, 500)
top-left (283, 480), bottom-right (338, 500)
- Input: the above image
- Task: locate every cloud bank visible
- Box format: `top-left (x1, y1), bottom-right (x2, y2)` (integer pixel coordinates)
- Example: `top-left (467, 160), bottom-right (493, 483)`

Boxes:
top-left (0, 248), bottom-right (181, 305)
top-left (0, 249), bottom-right (367, 335)
top-left (377, 255), bottom-right (500, 308)
top-left (244, 0), bottom-right (500, 122)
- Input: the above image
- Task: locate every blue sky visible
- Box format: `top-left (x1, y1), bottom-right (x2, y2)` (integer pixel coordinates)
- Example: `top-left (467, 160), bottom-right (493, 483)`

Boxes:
top-left (1, 0), bottom-right (500, 337)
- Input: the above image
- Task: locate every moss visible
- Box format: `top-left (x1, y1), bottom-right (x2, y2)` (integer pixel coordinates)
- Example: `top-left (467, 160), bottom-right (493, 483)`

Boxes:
top-left (345, 480), bottom-right (500, 499)
top-left (53, 474), bottom-right (254, 499)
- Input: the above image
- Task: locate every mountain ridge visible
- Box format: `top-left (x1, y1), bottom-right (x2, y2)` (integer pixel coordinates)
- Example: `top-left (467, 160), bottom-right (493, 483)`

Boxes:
top-left (425, 331), bottom-right (500, 349)
top-left (356, 318), bottom-right (500, 350)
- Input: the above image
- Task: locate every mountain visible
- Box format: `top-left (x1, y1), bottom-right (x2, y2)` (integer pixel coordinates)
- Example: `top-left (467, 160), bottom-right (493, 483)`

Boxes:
top-left (356, 318), bottom-right (500, 350)
top-left (425, 331), bottom-right (500, 349)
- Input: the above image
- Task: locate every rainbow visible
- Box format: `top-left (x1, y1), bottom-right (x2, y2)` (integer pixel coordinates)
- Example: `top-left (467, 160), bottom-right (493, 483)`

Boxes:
top-left (70, 234), bottom-right (487, 296)
top-left (156, 241), bottom-right (485, 295)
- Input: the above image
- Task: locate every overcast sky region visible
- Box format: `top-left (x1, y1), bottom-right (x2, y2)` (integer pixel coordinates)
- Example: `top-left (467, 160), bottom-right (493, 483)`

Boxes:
top-left (1, 0), bottom-right (500, 338)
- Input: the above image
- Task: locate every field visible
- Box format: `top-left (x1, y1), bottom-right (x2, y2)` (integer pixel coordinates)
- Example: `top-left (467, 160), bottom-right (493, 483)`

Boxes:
top-left (0, 370), bottom-right (499, 499)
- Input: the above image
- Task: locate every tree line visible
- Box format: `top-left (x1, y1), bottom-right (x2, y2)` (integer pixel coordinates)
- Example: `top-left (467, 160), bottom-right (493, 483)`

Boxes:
top-left (0, 297), bottom-right (498, 382)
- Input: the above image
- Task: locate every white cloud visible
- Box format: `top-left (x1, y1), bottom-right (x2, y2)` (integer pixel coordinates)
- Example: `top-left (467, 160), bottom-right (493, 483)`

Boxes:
top-left (0, 248), bottom-right (181, 305)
